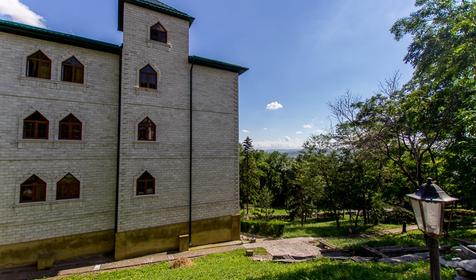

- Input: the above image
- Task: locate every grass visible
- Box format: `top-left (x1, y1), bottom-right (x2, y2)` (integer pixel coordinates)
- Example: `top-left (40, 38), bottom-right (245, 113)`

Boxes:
top-left (282, 218), bottom-right (400, 239)
top-left (63, 249), bottom-right (455, 280)
top-left (325, 227), bottom-right (476, 249)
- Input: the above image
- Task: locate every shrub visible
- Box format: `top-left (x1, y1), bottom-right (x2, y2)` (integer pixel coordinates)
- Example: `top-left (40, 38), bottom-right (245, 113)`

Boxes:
top-left (241, 220), bottom-right (286, 237)
top-left (382, 207), bottom-right (415, 224)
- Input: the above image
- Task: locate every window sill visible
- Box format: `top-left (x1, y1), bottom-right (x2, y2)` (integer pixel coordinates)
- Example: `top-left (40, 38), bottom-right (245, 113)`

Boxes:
top-left (133, 141), bottom-right (160, 150)
top-left (134, 87), bottom-right (159, 95)
top-left (54, 140), bottom-right (86, 149)
top-left (13, 199), bottom-right (83, 208)
top-left (14, 201), bottom-right (48, 208)
top-left (133, 194), bottom-right (159, 199)
top-left (146, 40), bottom-right (172, 50)
top-left (19, 76), bottom-right (88, 92)
top-left (17, 139), bottom-right (86, 149)
top-left (17, 139), bottom-right (53, 149)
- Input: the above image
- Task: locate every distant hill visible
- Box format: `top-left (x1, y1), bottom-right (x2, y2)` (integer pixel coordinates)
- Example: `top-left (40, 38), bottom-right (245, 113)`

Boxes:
top-left (262, 149), bottom-right (302, 158)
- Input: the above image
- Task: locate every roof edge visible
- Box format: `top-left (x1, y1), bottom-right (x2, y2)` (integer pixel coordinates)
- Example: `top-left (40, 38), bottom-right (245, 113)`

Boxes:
top-left (189, 56), bottom-right (248, 75)
top-left (0, 19), bottom-right (122, 54)
top-left (118, 0), bottom-right (195, 31)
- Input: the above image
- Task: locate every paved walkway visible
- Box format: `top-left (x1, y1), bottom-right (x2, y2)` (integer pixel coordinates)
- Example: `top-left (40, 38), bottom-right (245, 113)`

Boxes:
top-left (244, 237), bottom-right (321, 261)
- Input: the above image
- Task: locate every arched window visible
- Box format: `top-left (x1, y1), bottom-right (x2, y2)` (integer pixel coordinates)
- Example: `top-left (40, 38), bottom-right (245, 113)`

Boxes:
top-left (27, 51), bottom-right (51, 79)
top-left (23, 111), bottom-right (49, 139)
top-left (150, 22), bottom-right (167, 43)
top-left (139, 65), bottom-right (157, 89)
top-left (59, 114), bottom-right (82, 140)
top-left (56, 173), bottom-right (80, 200)
top-left (62, 56), bottom-right (84, 83)
top-left (136, 171), bottom-right (155, 196)
top-left (20, 175), bottom-right (46, 203)
top-left (138, 117), bottom-right (156, 141)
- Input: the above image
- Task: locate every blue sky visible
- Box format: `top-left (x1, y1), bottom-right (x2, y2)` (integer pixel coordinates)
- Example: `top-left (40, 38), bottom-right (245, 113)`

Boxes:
top-left (0, 0), bottom-right (416, 149)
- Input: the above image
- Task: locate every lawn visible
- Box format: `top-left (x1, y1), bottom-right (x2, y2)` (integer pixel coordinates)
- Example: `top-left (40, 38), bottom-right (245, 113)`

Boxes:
top-left (63, 249), bottom-right (455, 280)
top-left (282, 218), bottom-right (400, 239)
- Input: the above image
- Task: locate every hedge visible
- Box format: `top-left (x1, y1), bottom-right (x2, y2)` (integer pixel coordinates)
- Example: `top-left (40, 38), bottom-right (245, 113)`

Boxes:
top-left (241, 220), bottom-right (286, 237)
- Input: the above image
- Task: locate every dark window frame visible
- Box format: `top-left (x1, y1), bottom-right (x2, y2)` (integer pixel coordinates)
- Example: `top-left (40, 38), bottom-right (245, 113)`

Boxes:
top-left (20, 175), bottom-right (47, 203)
top-left (139, 64), bottom-right (158, 89)
top-left (23, 111), bottom-right (49, 140)
top-left (27, 51), bottom-right (51, 79)
top-left (56, 173), bottom-right (80, 200)
top-left (150, 22), bottom-right (167, 43)
top-left (138, 117), bottom-right (156, 141)
top-left (62, 56), bottom-right (84, 84)
top-left (59, 114), bottom-right (82, 140)
top-left (136, 171), bottom-right (156, 196)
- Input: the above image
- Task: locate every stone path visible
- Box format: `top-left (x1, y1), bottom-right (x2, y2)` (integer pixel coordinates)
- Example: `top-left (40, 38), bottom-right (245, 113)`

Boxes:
top-left (244, 237), bottom-right (321, 261)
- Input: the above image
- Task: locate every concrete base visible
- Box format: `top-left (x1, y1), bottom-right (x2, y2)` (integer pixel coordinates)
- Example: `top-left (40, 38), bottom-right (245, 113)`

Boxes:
top-left (115, 215), bottom-right (240, 260)
top-left (0, 215), bottom-right (240, 269)
top-left (0, 230), bottom-right (114, 269)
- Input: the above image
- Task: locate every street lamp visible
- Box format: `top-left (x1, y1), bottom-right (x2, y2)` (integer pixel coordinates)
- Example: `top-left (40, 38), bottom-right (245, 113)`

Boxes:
top-left (406, 178), bottom-right (458, 280)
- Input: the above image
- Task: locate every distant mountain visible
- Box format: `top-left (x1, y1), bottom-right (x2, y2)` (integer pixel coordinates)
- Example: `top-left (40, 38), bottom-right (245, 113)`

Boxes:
top-left (262, 148), bottom-right (302, 157)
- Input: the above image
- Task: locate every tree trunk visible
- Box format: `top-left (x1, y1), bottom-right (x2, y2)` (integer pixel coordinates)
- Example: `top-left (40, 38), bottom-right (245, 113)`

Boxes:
top-left (354, 210), bottom-right (360, 229)
top-left (334, 209), bottom-right (340, 228)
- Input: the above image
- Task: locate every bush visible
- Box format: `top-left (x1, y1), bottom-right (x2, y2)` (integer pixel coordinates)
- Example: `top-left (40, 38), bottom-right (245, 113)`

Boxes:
top-left (382, 207), bottom-right (415, 224)
top-left (241, 220), bottom-right (286, 237)
top-left (445, 208), bottom-right (476, 229)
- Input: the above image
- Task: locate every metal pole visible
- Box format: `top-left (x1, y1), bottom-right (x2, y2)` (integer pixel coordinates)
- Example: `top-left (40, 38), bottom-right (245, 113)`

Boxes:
top-left (426, 235), bottom-right (441, 280)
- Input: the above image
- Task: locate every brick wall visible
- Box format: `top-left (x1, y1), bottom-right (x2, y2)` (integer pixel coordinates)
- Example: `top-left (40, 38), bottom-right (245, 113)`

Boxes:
top-left (0, 2), bottom-right (241, 245)
top-left (0, 32), bottom-right (119, 245)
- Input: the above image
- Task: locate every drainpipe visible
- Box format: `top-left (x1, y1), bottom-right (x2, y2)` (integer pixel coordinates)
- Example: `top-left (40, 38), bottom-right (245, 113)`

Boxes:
top-left (189, 61), bottom-right (194, 246)
top-left (114, 47), bottom-right (123, 242)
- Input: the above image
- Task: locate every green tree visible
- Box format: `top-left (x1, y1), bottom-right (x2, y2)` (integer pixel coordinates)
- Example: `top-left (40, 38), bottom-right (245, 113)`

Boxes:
top-left (240, 137), bottom-right (260, 214)
top-left (391, 0), bottom-right (476, 207)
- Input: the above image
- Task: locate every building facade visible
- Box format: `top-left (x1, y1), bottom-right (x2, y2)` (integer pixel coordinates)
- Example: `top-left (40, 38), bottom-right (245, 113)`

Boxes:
top-left (0, 0), bottom-right (246, 269)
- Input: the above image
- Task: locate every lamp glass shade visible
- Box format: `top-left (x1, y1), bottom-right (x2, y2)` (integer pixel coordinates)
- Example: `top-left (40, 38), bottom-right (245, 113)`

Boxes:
top-left (421, 201), bottom-right (443, 236)
top-left (410, 198), bottom-right (424, 230)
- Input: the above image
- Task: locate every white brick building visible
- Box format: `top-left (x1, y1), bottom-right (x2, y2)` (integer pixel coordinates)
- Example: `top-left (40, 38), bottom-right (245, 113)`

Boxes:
top-left (0, 0), bottom-right (246, 268)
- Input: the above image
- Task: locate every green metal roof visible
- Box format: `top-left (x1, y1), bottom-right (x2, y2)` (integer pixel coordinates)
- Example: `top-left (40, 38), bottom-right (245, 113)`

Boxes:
top-left (189, 56), bottom-right (248, 75)
top-left (0, 19), bottom-right (121, 54)
top-left (0, 20), bottom-right (248, 75)
top-left (118, 0), bottom-right (195, 30)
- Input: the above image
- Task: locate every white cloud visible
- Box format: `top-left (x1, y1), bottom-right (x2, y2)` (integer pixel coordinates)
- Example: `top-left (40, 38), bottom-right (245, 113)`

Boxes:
top-left (263, 128), bottom-right (268, 131)
top-left (0, 0), bottom-right (45, 27)
top-left (242, 129), bottom-right (250, 133)
top-left (296, 131), bottom-right (303, 135)
top-left (284, 136), bottom-right (291, 142)
top-left (266, 101), bottom-right (283, 111)
top-left (303, 124), bottom-right (313, 129)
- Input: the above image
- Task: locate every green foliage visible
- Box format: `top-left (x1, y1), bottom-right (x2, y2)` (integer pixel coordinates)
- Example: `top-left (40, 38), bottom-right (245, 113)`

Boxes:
top-left (390, 0), bottom-right (476, 208)
top-left (240, 220), bottom-right (286, 237)
top-left (240, 137), bottom-right (261, 213)
top-left (381, 207), bottom-right (415, 225)
top-left (254, 188), bottom-right (274, 221)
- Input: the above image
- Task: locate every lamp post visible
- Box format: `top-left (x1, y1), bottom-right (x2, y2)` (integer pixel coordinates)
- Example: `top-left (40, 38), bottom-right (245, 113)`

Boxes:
top-left (406, 178), bottom-right (458, 280)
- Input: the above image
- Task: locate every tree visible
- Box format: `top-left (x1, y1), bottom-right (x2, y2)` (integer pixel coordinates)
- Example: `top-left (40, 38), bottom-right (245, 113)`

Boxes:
top-left (240, 137), bottom-right (260, 214)
top-left (391, 0), bottom-right (476, 208)
top-left (255, 187), bottom-right (274, 221)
